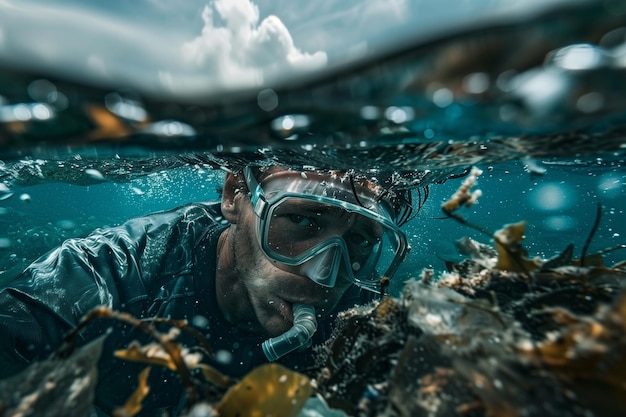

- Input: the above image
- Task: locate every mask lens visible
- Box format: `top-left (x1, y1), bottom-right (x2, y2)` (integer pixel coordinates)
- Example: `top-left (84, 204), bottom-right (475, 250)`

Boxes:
top-left (260, 196), bottom-right (406, 288)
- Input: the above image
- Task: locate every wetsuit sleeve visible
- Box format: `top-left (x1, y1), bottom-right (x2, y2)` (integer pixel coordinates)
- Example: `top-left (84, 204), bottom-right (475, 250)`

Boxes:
top-left (0, 220), bottom-right (149, 379)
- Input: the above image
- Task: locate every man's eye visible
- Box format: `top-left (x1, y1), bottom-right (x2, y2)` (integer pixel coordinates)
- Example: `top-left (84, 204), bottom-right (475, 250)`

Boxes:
top-left (287, 214), bottom-right (315, 227)
top-left (349, 232), bottom-right (379, 248)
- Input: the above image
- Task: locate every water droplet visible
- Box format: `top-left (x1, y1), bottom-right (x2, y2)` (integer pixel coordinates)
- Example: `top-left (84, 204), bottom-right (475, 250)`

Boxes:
top-left (463, 72), bottom-right (490, 94)
top-left (31, 103), bottom-right (53, 120)
top-left (13, 104), bottom-right (32, 121)
top-left (360, 106), bottom-right (380, 120)
top-left (432, 88), bottom-right (453, 107)
top-left (550, 44), bottom-right (607, 70)
top-left (257, 88), bottom-right (278, 111)
top-left (144, 120), bottom-right (196, 137)
top-left (192, 315), bottom-right (209, 328)
top-left (270, 114), bottom-right (310, 134)
top-left (105, 92), bottom-right (147, 122)
top-left (56, 220), bottom-right (76, 230)
top-left (85, 169), bottom-right (105, 181)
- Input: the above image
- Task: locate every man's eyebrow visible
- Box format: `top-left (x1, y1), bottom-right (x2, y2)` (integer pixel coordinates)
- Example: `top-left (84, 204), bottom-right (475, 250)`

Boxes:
top-left (285, 200), bottom-right (345, 215)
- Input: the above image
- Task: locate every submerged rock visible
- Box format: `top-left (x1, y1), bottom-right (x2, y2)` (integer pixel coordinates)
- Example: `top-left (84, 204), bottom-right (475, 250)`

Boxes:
top-left (0, 336), bottom-right (104, 417)
top-left (313, 261), bottom-right (626, 417)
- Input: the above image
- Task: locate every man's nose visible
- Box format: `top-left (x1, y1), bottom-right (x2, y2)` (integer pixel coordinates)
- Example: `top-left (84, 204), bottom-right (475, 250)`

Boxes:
top-left (299, 245), bottom-right (342, 287)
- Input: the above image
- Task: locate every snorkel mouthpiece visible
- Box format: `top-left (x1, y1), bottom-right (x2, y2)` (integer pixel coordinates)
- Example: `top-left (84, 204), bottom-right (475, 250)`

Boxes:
top-left (262, 303), bottom-right (318, 361)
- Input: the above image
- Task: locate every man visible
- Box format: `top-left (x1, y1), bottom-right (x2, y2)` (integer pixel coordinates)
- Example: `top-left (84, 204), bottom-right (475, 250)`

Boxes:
top-left (0, 165), bottom-right (415, 416)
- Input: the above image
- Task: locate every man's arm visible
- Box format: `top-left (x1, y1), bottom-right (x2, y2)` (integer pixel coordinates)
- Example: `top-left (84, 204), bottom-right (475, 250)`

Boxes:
top-left (0, 223), bottom-right (146, 379)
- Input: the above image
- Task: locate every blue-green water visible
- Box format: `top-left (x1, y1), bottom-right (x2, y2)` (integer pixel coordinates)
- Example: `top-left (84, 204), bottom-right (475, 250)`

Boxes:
top-left (3, 158), bottom-right (624, 295)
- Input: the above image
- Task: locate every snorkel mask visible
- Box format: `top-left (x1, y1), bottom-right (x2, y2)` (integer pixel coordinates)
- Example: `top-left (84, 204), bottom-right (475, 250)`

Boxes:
top-left (244, 167), bottom-right (410, 292)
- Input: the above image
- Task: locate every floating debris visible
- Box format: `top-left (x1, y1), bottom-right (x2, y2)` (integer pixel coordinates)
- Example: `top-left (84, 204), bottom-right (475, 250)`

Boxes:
top-left (0, 336), bottom-right (105, 417)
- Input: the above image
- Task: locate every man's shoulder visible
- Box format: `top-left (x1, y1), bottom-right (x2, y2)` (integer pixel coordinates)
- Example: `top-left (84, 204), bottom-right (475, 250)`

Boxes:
top-left (119, 202), bottom-right (226, 234)
top-left (154, 201), bottom-right (223, 221)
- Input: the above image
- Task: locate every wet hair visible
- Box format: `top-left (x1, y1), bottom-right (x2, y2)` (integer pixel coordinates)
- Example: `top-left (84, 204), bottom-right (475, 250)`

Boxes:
top-left (345, 171), bottom-right (428, 227)
top-left (242, 166), bottom-right (428, 227)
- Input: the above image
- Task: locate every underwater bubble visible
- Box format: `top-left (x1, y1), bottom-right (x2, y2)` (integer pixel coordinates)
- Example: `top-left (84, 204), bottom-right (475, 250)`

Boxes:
top-left (0, 238), bottom-right (11, 249)
top-left (543, 215), bottom-right (577, 231)
top-left (192, 315), bottom-right (209, 328)
top-left (529, 183), bottom-right (575, 211)
top-left (56, 220), bottom-right (76, 230)
top-left (576, 91), bottom-right (604, 113)
top-left (257, 88), bottom-right (278, 111)
top-left (597, 173), bottom-right (622, 198)
top-left (85, 168), bottom-right (105, 181)
top-left (550, 44), bottom-right (607, 70)
top-left (130, 187), bottom-right (144, 195)
top-left (216, 350), bottom-right (233, 365)
top-left (19, 193), bottom-right (31, 203)
top-left (523, 158), bottom-right (547, 176)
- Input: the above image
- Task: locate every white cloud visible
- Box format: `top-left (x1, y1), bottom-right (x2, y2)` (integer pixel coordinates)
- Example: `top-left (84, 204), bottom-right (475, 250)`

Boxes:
top-left (182, 0), bottom-right (327, 88)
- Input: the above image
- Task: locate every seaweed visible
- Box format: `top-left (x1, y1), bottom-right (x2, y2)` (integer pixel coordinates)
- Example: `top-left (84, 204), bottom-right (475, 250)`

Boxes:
top-left (1, 306), bottom-right (315, 417)
top-left (313, 167), bottom-right (626, 417)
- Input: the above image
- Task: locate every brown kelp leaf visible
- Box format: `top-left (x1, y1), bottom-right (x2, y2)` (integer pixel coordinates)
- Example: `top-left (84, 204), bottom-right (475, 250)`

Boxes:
top-left (216, 363), bottom-right (312, 417)
top-left (493, 221), bottom-right (540, 273)
top-left (515, 292), bottom-right (626, 415)
top-left (114, 341), bottom-right (202, 371)
top-left (113, 367), bottom-right (151, 417)
top-left (196, 363), bottom-right (232, 389)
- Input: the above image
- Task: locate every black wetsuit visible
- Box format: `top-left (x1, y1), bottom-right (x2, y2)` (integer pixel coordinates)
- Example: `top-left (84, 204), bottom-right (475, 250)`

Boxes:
top-left (0, 202), bottom-right (372, 416)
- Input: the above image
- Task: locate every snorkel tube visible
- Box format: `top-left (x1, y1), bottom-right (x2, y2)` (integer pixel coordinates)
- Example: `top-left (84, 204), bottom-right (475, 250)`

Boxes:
top-left (262, 303), bottom-right (318, 361)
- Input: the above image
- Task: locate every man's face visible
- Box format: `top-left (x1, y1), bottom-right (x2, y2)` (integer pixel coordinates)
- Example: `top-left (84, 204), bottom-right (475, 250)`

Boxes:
top-left (218, 168), bottom-right (378, 337)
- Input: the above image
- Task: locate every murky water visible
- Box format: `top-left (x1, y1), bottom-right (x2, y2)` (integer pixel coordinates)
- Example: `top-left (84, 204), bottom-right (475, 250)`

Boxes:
top-left (0, 1), bottom-right (626, 415)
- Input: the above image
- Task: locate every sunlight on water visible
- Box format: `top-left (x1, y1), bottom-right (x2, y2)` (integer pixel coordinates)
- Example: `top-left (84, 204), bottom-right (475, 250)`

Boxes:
top-left (528, 183), bottom-right (576, 212)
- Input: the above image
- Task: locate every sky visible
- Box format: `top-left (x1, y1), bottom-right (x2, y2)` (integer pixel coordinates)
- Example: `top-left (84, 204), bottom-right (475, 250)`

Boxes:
top-left (0, 0), bottom-right (584, 98)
